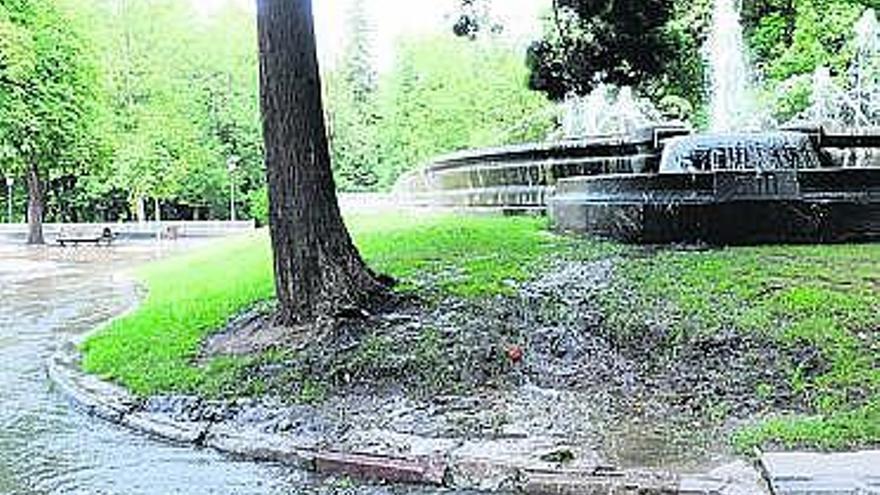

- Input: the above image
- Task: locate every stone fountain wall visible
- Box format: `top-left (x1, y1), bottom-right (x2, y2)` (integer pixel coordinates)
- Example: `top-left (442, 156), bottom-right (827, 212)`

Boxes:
top-left (549, 164), bottom-right (880, 244)
top-left (392, 127), bottom-right (687, 213)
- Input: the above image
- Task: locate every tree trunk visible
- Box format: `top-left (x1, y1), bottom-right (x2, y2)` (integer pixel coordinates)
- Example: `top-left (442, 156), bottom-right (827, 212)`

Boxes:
top-left (256, 0), bottom-right (391, 325)
top-left (26, 161), bottom-right (44, 245)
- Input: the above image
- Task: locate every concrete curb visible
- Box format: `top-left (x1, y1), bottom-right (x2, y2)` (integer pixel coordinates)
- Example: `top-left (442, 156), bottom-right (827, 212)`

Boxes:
top-left (47, 339), bottom-right (769, 494)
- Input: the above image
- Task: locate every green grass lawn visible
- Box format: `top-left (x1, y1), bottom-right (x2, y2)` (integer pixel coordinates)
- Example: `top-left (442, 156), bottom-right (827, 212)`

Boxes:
top-left (81, 213), bottom-right (607, 396)
top-left (605, 244), bottom-right (880, 452)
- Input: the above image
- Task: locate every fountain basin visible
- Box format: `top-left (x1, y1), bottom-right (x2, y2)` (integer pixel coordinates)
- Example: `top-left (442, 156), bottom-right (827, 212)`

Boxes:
top-left (392, 127), bottom-right (688, 212)
top-left (394, 126), bottom-right (880, 245)
top-left (549, 168), bottom-right (880, 244)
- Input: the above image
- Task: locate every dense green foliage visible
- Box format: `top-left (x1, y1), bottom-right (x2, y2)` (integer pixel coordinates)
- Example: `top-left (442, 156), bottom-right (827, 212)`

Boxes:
top-left (372, 36), bottom-right (553, 188)
top-left (513, 0), bottom-right (876, 124)
top-left (81, 214), bottom-right (591, 395)
top-left (325, 0), bottom-right (381, 192)
top-left (606, 244), bottom-right (880, 451)
top-left (82, 0), bottom-right (263, 221)
top-left (455, 0), bottom-right (711, 116)
top-left (0, 0), bottom-right (103, 221)
top-left (2, 1), bottom-right (555, 215)
top-left (5, 0), bottom-right (876, 209)
top-left (526, 0), bottom-right (688, 99)
top-left (327, 11), bottom-right (555, 191)
top-left (744, 0), bottom-right (873, 120)
top-left (1, 0), bottom-right (264, 223)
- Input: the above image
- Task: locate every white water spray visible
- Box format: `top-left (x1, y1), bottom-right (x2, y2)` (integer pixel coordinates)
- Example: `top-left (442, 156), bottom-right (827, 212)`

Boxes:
top-left (852, 9), bottom-right (880, 124)
top-left (706, 0), bottom-right (761, 132)
top-left (786, 9), bottom-right (880, 132)
top-left (558, 86), bottom-right (661, 139)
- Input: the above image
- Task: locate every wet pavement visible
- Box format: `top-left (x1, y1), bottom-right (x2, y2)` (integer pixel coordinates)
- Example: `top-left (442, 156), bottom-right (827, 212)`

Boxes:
top-left (761, 451), bottom-right (880, 495)
top-left (0, 238), bottom-right (434, 495)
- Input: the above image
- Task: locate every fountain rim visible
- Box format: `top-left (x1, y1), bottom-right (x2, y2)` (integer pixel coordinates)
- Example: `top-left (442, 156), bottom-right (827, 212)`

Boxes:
top-left (397, 125), bottom-right (691, 177)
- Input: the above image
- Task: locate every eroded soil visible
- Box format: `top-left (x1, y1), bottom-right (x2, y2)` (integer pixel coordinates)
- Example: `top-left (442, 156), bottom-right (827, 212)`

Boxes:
top-left (181, 254), bottom-right (812, 473)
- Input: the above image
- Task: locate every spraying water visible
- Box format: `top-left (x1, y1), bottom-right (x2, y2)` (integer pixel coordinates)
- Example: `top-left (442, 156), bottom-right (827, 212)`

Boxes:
top-left (706, 0), bottom-right (762, 132)
top-left (852, 8), bottom-right (880, 125)
top-left (786, 9), bottom-right (880, 132)
top-left (558, 85), bottom-right (661, 139)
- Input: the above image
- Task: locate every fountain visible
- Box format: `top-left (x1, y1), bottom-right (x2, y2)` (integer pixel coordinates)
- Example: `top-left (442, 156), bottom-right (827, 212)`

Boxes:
top-left (392, 86), bottom-right (685, 212)
top-left (785, 10), bottom-right (880, 133)
top-left (394, 3), bottom-right (880, 244)
top-left (548, 4), bottom-right (880, 243)
top-left (706, 0), bottom-right (764, 132)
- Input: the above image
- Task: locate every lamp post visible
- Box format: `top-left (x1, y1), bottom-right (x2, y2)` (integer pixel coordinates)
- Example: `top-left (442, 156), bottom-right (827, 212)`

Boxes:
top-left (227, 155), bottom-right (239, 222)
top-left (5, 177), bottom-right (12, 224)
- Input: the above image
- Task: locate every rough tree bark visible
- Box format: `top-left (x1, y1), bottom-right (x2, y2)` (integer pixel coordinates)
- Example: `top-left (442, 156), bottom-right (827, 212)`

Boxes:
top-left (256, 0), bottom-right (391, 325)
top-left (26, 161), bottom-right (44, 245)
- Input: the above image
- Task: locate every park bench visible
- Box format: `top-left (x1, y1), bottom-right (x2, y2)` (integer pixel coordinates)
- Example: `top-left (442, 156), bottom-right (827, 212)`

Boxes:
top-left (56, 226), bottom-right (115, 247)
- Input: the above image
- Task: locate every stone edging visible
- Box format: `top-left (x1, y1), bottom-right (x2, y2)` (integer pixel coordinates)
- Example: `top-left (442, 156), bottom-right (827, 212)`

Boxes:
top-left (47, 338), bottom-right (775, 494)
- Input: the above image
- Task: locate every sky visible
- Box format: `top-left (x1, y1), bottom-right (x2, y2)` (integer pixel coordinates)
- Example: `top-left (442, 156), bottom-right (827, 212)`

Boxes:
top-left (314, 0), bottom-right (454, 70)
top-left (192, 0), bottom-right (547, 71)
top-left (314, 0), bottom-right (547, 70)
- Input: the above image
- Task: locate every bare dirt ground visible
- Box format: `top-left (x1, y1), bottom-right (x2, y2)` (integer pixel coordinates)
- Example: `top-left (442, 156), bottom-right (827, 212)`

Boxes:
top-left (189, 256), bottom-right (805, 474)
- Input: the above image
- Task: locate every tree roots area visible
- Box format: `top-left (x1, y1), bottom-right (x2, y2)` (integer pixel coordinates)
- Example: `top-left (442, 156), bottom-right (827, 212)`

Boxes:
top-left (80, 213), bottom-right (880, 473)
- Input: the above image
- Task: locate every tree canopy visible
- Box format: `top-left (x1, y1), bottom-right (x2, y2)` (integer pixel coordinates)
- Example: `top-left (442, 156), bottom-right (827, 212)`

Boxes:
top-left (526, 0), bottom-right (679, 99)
top-left (0, 0), bottom-right (103, 239)
top-left (374, 35), bottom-right (553, 188)
top-left (744, 0), bottom-right (874, 120)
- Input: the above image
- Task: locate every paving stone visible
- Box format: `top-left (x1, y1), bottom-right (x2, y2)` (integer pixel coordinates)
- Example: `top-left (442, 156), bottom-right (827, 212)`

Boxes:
top-left (313, 451), bottom-right (446, 486)
top-left (761, 451), bottom-right (880, 495)
top-left (337, 429), bottom-right (460, 459)
top-left (447, 437), bottom-right (602, 491)
top-left (47, 347), bottom-right (136, 423)
top-left (522, 469), bottom-right (678, 495)
top-left (680, 461), bottom-right (770, 495)
top-left (204, 423), bottom-right (315, 468)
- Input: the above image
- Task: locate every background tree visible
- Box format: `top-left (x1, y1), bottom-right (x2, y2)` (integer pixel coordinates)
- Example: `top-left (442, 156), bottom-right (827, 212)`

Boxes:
top-left (184, 4), bottom-right (264, 219)
top-left (325, 0), bottom-right (380, 192)
top-left (744, 0), bottom-right (872, 120)
top-left (457, 0), bottom-right (709, 120)
top-left (525, 0), bottom-right (704, 102)
top-left (256, 0), bottom-right (392, 325)
top-left (3, 0), bottom-right (872, 229)
top-left (374, 35), bottom-right (554, 187)
top-left (0, 0), bottom-right (103, 243)
top-left (71, 0), bottom-right (263, 222)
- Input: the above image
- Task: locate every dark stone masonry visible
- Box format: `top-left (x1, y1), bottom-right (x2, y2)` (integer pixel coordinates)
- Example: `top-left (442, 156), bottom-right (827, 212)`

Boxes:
top-left (550, 168), bottom-right (880, 244)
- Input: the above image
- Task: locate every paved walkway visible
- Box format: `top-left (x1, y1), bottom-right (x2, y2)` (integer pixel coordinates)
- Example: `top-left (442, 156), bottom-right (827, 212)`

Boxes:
top-left (761, 451), bottom-right (880, 494)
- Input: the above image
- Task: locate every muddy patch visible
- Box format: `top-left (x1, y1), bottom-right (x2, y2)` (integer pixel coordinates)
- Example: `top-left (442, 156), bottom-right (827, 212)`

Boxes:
top-left (187, 257), bottom-right (805, 472)
top-left (200, 300), bottom-right (301, 359)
